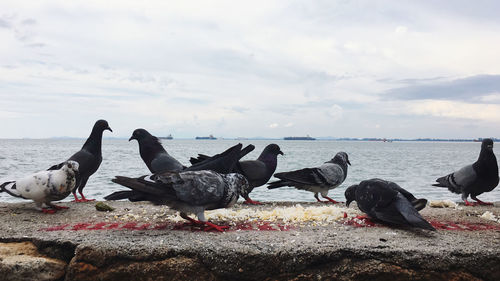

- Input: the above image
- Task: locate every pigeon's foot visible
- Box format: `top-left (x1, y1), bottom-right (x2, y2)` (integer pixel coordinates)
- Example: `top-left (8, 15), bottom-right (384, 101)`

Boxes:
top-left (41, 208), bottom-right (57, 214)
top-left (354, 215), bottom-right (369, 220)
top-left (202, 221), bottom-right (229, 232)
top-left (243, 198), bottom-right (263, 205)
top-left (323, 196), bottom-right (343, 204)
top-left (464, 200), bottom-right (478, 206)
top-left (179, 216), bottom-right (229, 232)
top-left (78, 193), bottom-right (95, 202)
top-left (475, 200), bottom-right (493, 206)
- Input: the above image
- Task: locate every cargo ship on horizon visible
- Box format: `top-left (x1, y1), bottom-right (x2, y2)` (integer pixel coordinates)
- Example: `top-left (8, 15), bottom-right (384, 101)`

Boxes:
top-left (195, 134), bottom-right (217, 140)
top-left (284, 135), bottom-right (316, 140)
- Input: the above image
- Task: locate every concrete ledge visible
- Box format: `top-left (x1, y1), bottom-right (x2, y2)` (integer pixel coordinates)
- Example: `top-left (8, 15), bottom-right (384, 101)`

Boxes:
top-left (0, 201), bottom-right (499, 280)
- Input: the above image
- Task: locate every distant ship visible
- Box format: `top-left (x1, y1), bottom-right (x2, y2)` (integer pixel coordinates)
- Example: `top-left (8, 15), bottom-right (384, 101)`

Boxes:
top-left (195, 134), bottom-right (216, 140)
top-left (284, 135), bottom-right (316, 140)
top-left (159, 134), bottom-right (173, 140)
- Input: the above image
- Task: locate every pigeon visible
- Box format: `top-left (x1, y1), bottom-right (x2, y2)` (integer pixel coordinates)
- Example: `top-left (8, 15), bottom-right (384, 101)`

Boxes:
top-left (105, 170), bottom-right (250, 232)
top-left (267, 152), bottom-right (350, 204)
top-left (345, 179), bottom-right (436, 231)
top-left (129, 128), bottom-right (185, 173)
top-left (48, 119), bottom-right (112, 202)
top-left (190, 144), bottom-right (284, 205)
top-left (432, 138), bottom-right (499, 206)
top-left (1, 161), bottom-right (79, 213)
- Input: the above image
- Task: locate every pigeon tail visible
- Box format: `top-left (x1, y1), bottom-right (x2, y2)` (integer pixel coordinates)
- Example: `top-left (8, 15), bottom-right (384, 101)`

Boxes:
top-left (238, 144), bottom-right (256, 160)
top-left (0, 181), bottom-right (22, 198)
top-left (267, 180), bottom-right (289, 189)
top-left (432, 175), bottom-right (461, 194)
top-left (394, 195), bottom-right (436, 231)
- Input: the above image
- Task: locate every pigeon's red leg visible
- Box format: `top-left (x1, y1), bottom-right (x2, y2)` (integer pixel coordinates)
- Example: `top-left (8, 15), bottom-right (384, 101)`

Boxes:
top-left (314, 194), bottom-right (326, 203)
top-left (464, 199), bottom-right (477, 206)
top-left (354, 215), bottom-right (369, 220)
top-left (202, 221), bottom-right (229, 232)
top-left (243, 197), bottom-right (263, 205)
top-left (70, 192), bottom-right (82, 202)
top-left (78, 192), bottom-right (95, 202)
top-left (322, 196), bottom-right (343, 204)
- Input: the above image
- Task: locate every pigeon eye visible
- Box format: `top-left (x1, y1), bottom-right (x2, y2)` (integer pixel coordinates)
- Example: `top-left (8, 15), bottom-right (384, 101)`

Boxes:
top-left (67, 163), bottom-right (72, 169)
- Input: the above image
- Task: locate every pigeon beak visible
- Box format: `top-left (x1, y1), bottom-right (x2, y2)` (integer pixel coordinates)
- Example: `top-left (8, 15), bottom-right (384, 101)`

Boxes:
top-left (347, 159), bottom-right (351, 166)
top-left (346, 199), bottom-right (353, 207)
top-left (106, 127), bottom-right (113, 132)
top-left (279, 150), bottom-right (284, 155)
top-left (128, 136), bottom-right (136, 142)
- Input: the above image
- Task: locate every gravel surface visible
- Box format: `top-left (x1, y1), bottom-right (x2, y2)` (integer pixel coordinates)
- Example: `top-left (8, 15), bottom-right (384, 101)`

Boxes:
top-left (0, 201), bottom-right (499, 280)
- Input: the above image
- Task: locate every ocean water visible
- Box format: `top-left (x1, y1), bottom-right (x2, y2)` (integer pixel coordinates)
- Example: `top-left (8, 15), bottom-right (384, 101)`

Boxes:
top-left (0, 139), bottom-right (499, 203)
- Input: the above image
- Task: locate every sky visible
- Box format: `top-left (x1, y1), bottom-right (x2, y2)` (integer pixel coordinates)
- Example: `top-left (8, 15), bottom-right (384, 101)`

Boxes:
top-left (1, 0), bottom-right (500, 139)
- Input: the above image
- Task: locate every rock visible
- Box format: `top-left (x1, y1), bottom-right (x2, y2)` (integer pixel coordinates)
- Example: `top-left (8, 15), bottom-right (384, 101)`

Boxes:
top-left (0, 242), bottom-right (67, 281)
top-left (95, 202), bottom-right (115, 212)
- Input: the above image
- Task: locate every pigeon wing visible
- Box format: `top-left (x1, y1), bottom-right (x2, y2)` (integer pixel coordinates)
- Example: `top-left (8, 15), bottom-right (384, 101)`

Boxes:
top-left (237, 160), bottom-right (268, 186)
top-left (374, 194), bottom-right (435, 231)
top-left (151, 153), bottom-right (184, 173)
top-left (169, 171), bottom-right (226, 206)
top-left (275, 164), bottom-right (344, 187)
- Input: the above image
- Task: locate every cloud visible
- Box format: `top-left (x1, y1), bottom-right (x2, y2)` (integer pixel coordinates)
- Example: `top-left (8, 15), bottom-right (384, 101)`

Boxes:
top-left (384, 75), bottom-right (500, 103)
top-left (268, 123), bottom-right (278, 128)
top-left (408, 100), bottom-right (500, 122)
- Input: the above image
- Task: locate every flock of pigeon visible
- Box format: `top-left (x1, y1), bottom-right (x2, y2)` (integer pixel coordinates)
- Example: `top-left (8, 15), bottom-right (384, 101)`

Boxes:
top-left (1, 120), bottom-right (499, 232)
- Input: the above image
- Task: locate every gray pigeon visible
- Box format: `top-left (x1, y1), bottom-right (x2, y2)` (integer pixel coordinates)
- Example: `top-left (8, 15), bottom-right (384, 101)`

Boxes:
top-left (129, 128), bottom-right (185, 173)
top-left (48, 119), bottom-right (112, 202)
top-left (1, 161), bottom-right (79, 213)
top-left (433, 138), bottom-right (499, 206)
top-left (345, 179), bottom-right (435, 231)
top-left (267, 152), bottom-right (350, 203)
top-left (190, 144), bottom-right (284, 204)
top-left (105, 170), bottom-right (250, 232)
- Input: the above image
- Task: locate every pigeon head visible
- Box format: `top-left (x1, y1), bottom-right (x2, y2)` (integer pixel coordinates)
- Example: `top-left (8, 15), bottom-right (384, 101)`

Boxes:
top-left (333, 152), bottom-right (351, 166)
top-left (263, 144), bottom-right (284, 156)
top-left (129, 128), bottom-right (157, 142)
top-left (481, 138), bottom-right (494, 150)
top-left (94, 119), bottom-right (113, 133)
top-left (62, 160), bottom-right (79, 174)
top-left (344, 184), bottom-right (358, 207)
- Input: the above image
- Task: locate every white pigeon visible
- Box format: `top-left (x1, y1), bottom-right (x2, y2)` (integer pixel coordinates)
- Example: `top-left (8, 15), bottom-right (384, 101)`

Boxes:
top-left (0, 161), bottom-right (79, 213)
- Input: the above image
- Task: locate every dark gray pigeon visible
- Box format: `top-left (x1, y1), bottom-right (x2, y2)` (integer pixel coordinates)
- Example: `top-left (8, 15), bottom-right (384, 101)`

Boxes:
top-left (129, 128), bottom-right (185, 173)
top-left (433, 138), bottom-right (499, 206)
top-left (267, 152), bottom-right (350, 204)
top-left (105, 170), bottom-right (250, 232)
top-left (48, 119), bottom-right (112, 202)
top-left (345, 179), bottom-right (435, 231)
top-left (190, 144), bottom-right (283, 204)
top-left (1, 161), bottom-right (79, 213)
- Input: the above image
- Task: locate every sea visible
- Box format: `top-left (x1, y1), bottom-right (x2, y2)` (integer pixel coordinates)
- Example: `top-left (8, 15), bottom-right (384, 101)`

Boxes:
top-left (1, 139), bottom-right (499, 203)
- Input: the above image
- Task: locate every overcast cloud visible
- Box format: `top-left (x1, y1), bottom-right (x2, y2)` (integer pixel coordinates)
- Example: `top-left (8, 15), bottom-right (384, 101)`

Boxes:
top-left (1, 0), bottom-right (500, 139)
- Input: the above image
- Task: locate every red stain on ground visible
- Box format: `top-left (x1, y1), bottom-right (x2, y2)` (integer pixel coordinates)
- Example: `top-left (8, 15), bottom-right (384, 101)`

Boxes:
top-left (39, 221), bottom-right (292, 232)
top-left (342, 217), bottom-right (500, 231)
top-left (38, 219), bottom-right (500, 232)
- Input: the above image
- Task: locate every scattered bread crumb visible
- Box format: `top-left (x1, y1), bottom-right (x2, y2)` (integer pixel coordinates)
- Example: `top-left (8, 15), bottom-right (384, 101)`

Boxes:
top-left (429, 200), bottom-right (458, 208)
